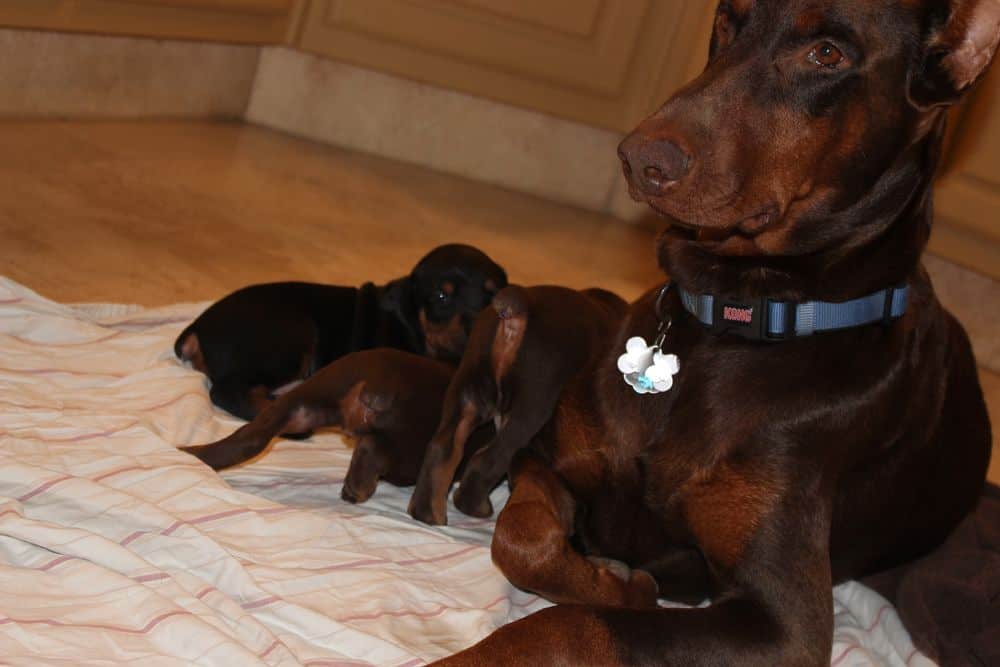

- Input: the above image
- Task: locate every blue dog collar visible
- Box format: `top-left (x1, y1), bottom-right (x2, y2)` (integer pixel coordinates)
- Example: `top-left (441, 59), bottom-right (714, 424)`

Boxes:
top-left (677, 284), bottom-right (908, 341)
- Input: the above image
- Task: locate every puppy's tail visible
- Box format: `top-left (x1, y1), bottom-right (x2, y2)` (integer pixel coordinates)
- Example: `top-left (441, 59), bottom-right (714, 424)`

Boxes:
top-left (492, 285), bottom-right (530, 321)
top-left (180, 394), bottom-right (318, 470)
top-left (174, 325), bottom-right (209, 374)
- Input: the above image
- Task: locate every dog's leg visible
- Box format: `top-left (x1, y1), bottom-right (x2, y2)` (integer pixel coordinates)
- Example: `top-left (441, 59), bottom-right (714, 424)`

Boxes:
top-left (182, 394), bottom-right (332, 470)
top-left (452, 401), bottom-right (553, 518)
top-left (408, 395), bottom-right (483, 525)
top-left (341, 434), bottom-right (388, 504)
top-left (490, 453), bottom-right (658, 609)
top-left (437, 470), bottom-right (834, 667)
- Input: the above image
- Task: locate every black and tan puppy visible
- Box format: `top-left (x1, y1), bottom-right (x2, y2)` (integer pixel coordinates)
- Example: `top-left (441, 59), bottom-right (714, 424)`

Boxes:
top-left (181, 349), bottom-right (488, 504)
top-left (408, 285), bottom-right (627, 525)
top-left (174, 244), bottom-right (507, 421)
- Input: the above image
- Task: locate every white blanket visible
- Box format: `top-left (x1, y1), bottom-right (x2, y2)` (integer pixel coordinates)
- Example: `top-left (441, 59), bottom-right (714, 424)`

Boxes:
top-left (0, 277), bottom-right (934, 666)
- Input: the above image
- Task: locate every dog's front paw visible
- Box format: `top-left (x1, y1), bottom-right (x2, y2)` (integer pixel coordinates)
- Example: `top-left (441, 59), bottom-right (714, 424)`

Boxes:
top-left (452, 483), bottom-right (494, 518)
top-left (341, 479), bottom-right (375, 504)
top-left (407, 492), bottom-right (448, 526)
top-left (588, 556), bottom-right (659, 609)
top-left (626, 569), bottom-right (660, 609)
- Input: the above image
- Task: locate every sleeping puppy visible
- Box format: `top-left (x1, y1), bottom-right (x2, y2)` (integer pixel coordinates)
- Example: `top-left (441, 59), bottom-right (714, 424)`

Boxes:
top-left (174, 244), bottom-right (507, 421)
top-left (181, 348), bottom-right (490, 504)
top-left (408, 284), bottom-right (627, 525)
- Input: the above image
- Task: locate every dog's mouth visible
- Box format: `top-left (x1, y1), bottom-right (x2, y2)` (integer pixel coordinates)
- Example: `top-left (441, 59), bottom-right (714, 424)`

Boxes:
top-left (654, 204), bottom-right (781, 256)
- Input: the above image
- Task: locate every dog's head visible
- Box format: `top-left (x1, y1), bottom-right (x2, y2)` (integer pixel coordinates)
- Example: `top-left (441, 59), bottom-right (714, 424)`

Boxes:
top-left (620, 0), bottom-right (1000, 295)
top-left (381, 244), bottom-right (508, 361)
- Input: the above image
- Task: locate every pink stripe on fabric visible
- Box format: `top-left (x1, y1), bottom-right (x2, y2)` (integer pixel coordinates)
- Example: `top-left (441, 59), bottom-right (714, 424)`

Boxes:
top-left (17, 475), bottom-right (72, 501)
top-left (394, 659), bottom-right (425, 667)
top-left (8, 421), bottom-right (139, 444)
top-left (830, 645), bottom-right (860, 667)
top-left (195, 587), bottom-right (215, 600)
top-left (302, 544), bottom-right (484, 574)
top-left (119, 531), bottom-right (145, 547)
top-left (0, 609), bottom-right (189, 635)
top-left (829, 605), bottom-right (893, 666)
top-left (143, 390), bottom-right (206, 412)
top-left (161, 520), bottom-right (186, 536)
top-left (0, 297), bottom-right (23, 305)
top-left (121, 506), bottom-right (292, 547)
top-left (337, 594), bottom-right (510, 624)
top-left (259, 640), bottom-right (281, 659)
top-left (3, 330), bottom-right (122, 347)
top-left (0, 365), bottom-right (126, 378)
top-left (241, 595), bottom-right (280, 610)
top-left (132, 572), bottom-right (170, 583)
top-left (395, 545), bottom-right (480, 566)
top-left (304, 660), bottom-right (375, 667)
top-left (243, 476), bottom-right (344, 490)
top-left (110, 315), bottom-right (193, 327)
top-left (866, 604), bottom-right (890, 632)
top-left (37, 555), bottom-right (76, 571)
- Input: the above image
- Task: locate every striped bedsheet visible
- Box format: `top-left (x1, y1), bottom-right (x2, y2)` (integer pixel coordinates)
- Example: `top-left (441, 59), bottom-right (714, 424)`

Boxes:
top-left (0, 277), bottom-right (933, 666)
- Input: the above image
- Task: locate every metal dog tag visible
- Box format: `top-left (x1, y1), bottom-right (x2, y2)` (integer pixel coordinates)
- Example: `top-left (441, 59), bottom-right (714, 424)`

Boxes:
top-left (618, 283), bottom-right (680, 395)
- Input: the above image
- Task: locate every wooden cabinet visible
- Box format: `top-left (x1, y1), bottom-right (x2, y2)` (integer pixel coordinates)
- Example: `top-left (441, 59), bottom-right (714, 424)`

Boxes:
top-left (933, 65), bottom-right (1000, 279)
top-left (0, 0), bottom-right (296, 44)
top-left (294, 0), bottom-right (713, 132)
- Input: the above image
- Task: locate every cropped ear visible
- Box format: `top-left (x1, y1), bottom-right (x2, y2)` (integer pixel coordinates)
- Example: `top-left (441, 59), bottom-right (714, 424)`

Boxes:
top-left (910, 0), bottom-right (1000, 109)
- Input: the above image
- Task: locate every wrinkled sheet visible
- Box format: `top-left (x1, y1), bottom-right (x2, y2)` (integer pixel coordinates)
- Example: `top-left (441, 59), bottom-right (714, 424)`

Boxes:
top-left (0, 277), bottom-right (933, 666)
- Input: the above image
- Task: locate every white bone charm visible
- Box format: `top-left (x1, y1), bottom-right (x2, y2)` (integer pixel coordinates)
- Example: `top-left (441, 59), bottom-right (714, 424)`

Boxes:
top-left (617, 336), bottom-right (680, 395)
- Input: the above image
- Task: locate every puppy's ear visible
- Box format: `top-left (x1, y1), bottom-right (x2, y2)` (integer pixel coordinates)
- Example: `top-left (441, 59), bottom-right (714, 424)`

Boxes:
top-left (487, 267), bottom-right (509, 294)
top-left (379, 277), bottom-right (413, 318)
top-left (910, 0), bottom-right (1000, 109)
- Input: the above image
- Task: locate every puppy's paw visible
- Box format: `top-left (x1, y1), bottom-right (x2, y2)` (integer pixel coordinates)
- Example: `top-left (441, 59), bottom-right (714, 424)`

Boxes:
top-left (452, 484), bottom-right (494, 518)
top-left (341, 480), bottom-right (375, 504)
top-left (588, 557), bottom-right (659, 609)
top-left (407, 494), bottom-right (448, 526)
top-left (626, 569), bottom-right (660, 609)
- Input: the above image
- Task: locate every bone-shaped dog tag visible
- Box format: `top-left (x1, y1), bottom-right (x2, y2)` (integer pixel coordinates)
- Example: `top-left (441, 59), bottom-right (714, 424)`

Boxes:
top-left (617, 336), bottom-right (680, 395)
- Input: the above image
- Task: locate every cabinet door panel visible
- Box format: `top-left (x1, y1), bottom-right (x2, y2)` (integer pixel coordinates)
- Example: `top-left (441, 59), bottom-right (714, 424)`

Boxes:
top-left (0, 0), bottom-right (294, 43)
top-left (934, 63), bottom-right (1000, 278)
top-left (298, 0), bottom-right (714, 132)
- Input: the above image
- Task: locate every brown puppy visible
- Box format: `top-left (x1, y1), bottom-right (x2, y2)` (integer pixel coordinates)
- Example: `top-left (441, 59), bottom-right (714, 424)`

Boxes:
top-left (181, 349), bottom-right (486, 504)
top-left (407, 285), bottom-right (627, 525)
top-left (434, 1), bottom-right (995, 665)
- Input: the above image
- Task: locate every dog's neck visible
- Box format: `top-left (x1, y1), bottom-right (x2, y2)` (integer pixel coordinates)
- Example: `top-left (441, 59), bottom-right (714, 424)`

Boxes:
top-left (659, 116), bottom-right (947, 304)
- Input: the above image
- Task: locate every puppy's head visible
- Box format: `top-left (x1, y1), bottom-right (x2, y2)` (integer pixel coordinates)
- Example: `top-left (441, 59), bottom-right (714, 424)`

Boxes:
top-left (619, 0), bottom-right (1000, 290)
top-left (381, 244), bottom-right (507, 361)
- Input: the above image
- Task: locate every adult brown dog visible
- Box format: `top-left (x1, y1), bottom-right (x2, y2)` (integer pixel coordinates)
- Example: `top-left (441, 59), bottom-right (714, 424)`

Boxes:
top-left (433, 1), bottom-right (996, 664)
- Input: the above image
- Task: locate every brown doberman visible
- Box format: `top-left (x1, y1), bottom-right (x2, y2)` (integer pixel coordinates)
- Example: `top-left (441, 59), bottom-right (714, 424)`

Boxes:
top-left (181, 349), bottom-right (487, 504)
top-left (430, 1), bottom-right (996, 664)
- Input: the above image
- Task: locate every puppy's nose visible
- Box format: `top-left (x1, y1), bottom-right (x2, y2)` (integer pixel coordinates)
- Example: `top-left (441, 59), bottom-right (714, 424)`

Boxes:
top-left (618, 133), bottom-right (692, 194)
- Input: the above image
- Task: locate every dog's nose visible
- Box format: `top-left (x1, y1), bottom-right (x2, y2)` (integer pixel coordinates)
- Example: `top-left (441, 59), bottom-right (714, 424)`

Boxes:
top-left (618, 133), bottom-right (691, 193)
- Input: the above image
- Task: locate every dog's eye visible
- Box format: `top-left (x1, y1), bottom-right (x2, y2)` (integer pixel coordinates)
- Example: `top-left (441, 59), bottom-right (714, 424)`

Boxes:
top-left (433, 290), bottom-right (451, 304)
top-left (807, 42), bottom-right (844, 68)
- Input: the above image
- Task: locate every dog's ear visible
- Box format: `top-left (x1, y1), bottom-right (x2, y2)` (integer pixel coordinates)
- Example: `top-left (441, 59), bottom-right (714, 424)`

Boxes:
top-left (379, 277), bottom-right (413, 319)
top-left (910, 0), bottom-right (1000, 109)
top-left (488, 267), bottom-right (509, 293)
